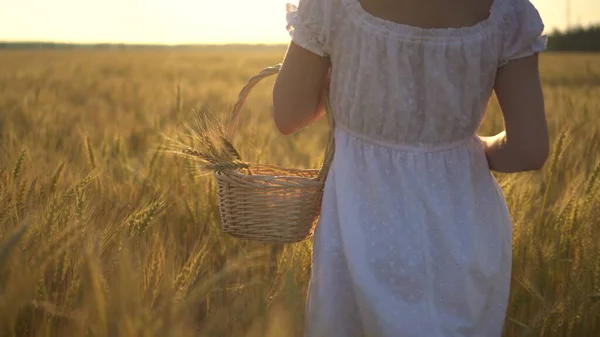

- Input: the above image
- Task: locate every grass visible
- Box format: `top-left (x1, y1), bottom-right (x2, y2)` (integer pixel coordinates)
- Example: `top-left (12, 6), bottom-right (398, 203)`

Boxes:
top-left (0, 48), bottom-right (599, 336)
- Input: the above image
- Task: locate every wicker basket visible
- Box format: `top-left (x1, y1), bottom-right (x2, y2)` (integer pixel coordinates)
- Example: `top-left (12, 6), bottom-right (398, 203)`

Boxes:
top-left (214, 64), bottom-right (335, 243)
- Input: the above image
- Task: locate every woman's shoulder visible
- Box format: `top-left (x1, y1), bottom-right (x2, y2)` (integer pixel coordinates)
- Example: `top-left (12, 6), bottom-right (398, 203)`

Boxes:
top-left (286, 0), bottom-right (344, 57)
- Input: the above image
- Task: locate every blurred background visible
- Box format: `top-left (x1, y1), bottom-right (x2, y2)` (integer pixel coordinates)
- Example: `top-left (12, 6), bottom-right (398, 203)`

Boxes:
top-left (0, 0), bottom-right (599, 48)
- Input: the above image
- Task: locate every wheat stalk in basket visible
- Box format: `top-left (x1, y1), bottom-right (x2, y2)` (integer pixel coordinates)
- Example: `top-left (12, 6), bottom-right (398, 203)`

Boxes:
top-left (167, 64), bottom-right (335, 243)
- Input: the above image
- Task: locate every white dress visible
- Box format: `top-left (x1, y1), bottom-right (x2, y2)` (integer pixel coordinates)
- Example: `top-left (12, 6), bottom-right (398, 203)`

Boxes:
top-left (285, 0), bottom-right (547, 336)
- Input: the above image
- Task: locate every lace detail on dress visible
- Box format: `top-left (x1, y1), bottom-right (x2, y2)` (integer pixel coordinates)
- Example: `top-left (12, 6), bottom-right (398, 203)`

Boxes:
top-left (286, 2), bottom-right (328, 56)
top-left (282, 1), bottom-right (544, 336)
top-left (284, 0), bottom-right (546, 148)
top-left (499, 0), bottom-right (548, 66)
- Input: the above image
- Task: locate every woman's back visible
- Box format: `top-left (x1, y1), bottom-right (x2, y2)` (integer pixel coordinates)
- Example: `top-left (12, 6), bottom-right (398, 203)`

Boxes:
top-left (285, 0), bottom-right (546, 147)
top-left (275, 1), bottom-right (548, 336)
top-left (358, 0), bottom-right (494, 30)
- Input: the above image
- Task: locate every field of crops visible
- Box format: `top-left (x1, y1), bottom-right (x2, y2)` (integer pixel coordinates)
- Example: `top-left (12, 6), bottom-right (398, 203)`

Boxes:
top-left (0, 48), bottom-right (599, 336)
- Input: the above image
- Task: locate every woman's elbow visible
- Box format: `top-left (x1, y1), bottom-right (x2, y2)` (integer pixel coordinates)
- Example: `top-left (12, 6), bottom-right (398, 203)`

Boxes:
top-left (526, 149), bottom-right (548, 170)
top-left (522, 139), bottom-right (549, 171)
top-left (272, 97), bottom-right (295, 135)
top-left (273, 114), bottom-right (295, 135)
top-left (272, 85), bottom-right (291, 135)
top-left (272, 90), bottom-right (313, 135)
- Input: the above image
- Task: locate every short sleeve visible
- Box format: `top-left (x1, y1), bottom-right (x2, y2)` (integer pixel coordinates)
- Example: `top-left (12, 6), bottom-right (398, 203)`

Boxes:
top-left (500, 0), bottom-right (547, 66)
top-left (286, 1), bottom-right (330, 57)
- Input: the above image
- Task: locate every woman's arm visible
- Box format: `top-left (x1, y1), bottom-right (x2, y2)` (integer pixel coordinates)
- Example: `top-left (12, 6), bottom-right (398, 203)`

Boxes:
top-left (272, 42), bottom-right (331, 135)
top-left (480, 53), bottom-right (549, 173)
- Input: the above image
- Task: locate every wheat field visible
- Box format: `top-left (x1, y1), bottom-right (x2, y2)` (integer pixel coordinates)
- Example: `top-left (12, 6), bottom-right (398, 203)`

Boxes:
top-left (0, 48), bottom-right (599, 337)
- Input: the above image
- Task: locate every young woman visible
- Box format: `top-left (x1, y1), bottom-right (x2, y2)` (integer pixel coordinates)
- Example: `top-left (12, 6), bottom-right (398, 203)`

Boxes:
top-left (273, 0), bottom-right (549, 335)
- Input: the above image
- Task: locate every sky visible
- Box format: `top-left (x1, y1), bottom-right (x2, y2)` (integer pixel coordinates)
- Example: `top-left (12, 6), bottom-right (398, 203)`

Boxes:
top-left (0, 0), bottom-right (599, 45)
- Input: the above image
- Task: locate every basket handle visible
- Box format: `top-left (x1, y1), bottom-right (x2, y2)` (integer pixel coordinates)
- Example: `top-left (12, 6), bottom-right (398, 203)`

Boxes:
top-left (227, 63), bottom-right (335, 182)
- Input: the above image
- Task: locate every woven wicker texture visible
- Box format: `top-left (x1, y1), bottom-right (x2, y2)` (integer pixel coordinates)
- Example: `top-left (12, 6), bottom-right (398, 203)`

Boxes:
top-left (215, 64), bottom-right (335, 243)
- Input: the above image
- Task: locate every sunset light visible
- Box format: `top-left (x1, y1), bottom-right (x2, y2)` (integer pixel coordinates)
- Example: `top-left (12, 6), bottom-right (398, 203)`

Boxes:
top-left (1, 0), bottom-right (599, 44)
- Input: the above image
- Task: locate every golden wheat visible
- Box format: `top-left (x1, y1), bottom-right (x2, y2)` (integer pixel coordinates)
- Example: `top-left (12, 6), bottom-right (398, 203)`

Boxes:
top-left (0, 48), bottom-right (598, 336)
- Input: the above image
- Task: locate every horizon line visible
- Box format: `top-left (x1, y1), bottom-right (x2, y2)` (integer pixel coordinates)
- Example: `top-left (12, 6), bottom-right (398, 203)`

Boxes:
top-left (0, 40), bottom-right (289, 46)
top-left (2, 23), bottom-right (599, 49)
